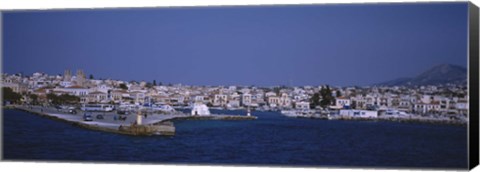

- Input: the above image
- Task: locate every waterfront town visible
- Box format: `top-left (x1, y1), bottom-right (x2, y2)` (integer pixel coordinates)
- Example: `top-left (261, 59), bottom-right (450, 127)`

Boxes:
top-left (2, 69), bottom-right (469, 125)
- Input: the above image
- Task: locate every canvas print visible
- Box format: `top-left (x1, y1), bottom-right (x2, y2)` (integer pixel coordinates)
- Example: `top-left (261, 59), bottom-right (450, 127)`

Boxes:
top-left (1, 2), bottom-right (474, 170)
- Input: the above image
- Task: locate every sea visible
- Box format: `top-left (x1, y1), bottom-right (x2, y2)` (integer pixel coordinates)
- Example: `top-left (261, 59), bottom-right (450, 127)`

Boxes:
top-left (2, 109), bottom-right (468, 169)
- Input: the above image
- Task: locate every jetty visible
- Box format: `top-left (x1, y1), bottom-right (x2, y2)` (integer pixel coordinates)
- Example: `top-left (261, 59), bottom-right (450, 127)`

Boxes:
top-left (12, 105), bottom-right (257, 136)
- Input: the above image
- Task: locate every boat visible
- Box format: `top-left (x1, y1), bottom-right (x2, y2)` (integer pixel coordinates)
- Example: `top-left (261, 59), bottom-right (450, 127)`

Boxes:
top-left (81, 104), bottom-right (114, 112)
top-left (281, 109), bottom-right (317, 118)
top-left (151, 104), bottom-right (175, 112)
top-left (385, 109), bottom-right (410, 117)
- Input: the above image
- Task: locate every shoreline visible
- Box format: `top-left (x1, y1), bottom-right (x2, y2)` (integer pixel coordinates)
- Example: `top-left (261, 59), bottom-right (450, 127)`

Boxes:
top-left (3, 105), bottom-right (465, 137)
top-left (284, 114), bottom-right (467, 126)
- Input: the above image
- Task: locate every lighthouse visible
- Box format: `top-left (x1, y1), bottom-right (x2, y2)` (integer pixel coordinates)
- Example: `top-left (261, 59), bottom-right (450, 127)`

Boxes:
top-left (247, 106), bottom-right (251, 116)
top-left (136, 110), bottom-right (143, 125)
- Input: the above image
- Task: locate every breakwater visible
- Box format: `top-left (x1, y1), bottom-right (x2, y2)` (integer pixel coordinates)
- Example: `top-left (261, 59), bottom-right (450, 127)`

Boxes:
top-left (162, 115), bottom-right (258, 123)
top-left (12, 106), bottom-right (257, 136)
top-left (14, 106), bottom-right (174, 136)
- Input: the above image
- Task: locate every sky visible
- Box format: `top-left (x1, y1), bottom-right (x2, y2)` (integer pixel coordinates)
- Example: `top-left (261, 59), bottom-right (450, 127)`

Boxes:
top-left (2, 2), bottom-right (469, 87)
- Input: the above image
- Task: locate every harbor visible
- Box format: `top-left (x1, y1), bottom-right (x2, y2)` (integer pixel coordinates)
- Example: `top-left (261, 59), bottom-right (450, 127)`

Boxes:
top-left (12, 105), bottom-right (257, 136)
top-left (1, 5), bottom-right (472, 169)
top-left (3, 107), bottom-right (468, 168)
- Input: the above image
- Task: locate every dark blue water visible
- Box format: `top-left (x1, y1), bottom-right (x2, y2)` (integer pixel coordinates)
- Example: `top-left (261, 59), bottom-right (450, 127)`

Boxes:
top-left (3, 109), bottom-right (468, 169)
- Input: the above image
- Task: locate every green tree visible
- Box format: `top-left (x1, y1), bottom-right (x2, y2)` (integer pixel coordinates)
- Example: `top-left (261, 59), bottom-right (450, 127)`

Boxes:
top-left (3, 87), bottom-right (22, 104)
top-left (273, 87), bottom-right (281, 95)
top-left (59, 94), bottom-right (80, 104)
top-left (47, 93), bottom-right (80, 105)
top-left (320, 85), bottom-right (334, 109)
top-left (145, 82), bottom-right (153, 89)
top-left (29, 94), bottom-right (39, 105)
top-left (309, 92), bottom-right (320, 109)
top-left (119, 83), bottom-right (128, 90)
top-left (47, 93), bottom-right (60, 105)
top-left (153, 80), bottom-right (157, 86)
top-left (89, 74), bottom-right (94, 79)
top-left (336, 90), bottom-right (342, 97)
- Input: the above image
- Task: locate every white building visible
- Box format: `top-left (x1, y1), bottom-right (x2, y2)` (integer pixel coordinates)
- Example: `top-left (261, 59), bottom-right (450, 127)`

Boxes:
top-left (61, 85), bottom-right (90, 97)
top-left (191, 103), bottom-right (211, 116)
top-left (227, 100), bottom-right (240, 108)
top-left (279, 93), bottom-right (292, 108)
top-left (242, 93), bottom-right (252, 106)
top-left (295, 101), bottom-right (310, 110)
top-left (265, 91), bottom-right (277, 97)
top-left (268, 96), bottom-right (280, 108)
top-left (340, 109), bottom-right (378, 118)
top-left (414, 102), bottom-right (441, 114)
top-left (334, 97), bottom-right (351, 109)
top-left (213, 94), bottom-right (228, 107)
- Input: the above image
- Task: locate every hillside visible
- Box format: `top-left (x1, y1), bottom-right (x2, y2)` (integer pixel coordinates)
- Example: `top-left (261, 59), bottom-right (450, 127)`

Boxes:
top-left (376, 64), bottom-right (467, 86)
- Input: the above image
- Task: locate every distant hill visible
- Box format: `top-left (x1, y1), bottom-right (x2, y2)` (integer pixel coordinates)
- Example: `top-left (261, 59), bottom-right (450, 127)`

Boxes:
top-left (376, 64), bottom-right (467, 86)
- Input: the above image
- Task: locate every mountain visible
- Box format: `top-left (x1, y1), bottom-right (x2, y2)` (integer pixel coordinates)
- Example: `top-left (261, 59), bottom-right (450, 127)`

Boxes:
top-left (376, 64), bottom-right (467, 86)
top-left (376, 77), bottom-right (412, 86)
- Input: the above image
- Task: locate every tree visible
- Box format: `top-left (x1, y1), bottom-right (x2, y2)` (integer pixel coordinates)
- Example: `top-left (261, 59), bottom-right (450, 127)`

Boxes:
top-left (47, 93), bottom-right (80, 105)
top-left (29, 94), bottom-right (39, 105)
top-left (47, 93), bottom-right (60, 105)
top-left (309, 92), bottom-right (320, 109)
top-left (3, 87), bottom-right (22, 104)
top-left (336, 90), bottom-right (342, 97)
top-left (59, 94), bottom-right (80, 104)
top-left (119, 83), bottom-right (128, 90)
top-left (145, 82), bottom-right (153, 89)
top-left (89, 74), bottom-right (94, 79)
top-left (273, 87), bottom-right (281, 95)
top-left (319, 85), bottom-right (334, 109)
top-left (153, 80), bottom-right (157, 86)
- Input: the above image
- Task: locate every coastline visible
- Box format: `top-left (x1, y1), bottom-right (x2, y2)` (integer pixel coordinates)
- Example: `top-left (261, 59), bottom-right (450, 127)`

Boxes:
top-left (282, 114), bottom-right (467, 126)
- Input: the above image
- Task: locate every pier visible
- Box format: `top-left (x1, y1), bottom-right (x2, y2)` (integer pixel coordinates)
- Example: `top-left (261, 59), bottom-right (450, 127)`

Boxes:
top-left (12, 105), bottom-right (257, 136)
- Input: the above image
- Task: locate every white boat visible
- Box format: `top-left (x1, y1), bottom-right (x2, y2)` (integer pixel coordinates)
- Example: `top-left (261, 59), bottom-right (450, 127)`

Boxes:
top-left (281, 109), bottom-right (317, 118)
top-left (81, 104), bottom-right (114, 112)
top-left (151, 104), bottom-right (175, 112)
top-left (385, 109), bottom-right (410, 117)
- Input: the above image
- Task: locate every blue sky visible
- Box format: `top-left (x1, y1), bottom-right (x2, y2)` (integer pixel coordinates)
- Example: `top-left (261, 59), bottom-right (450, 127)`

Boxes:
top-left (2, 2), bottom-right (468, 86)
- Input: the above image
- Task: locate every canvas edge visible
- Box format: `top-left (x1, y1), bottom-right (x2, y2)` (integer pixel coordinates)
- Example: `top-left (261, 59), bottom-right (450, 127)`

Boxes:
top-left (468, 1), bottom-right (479, 170)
